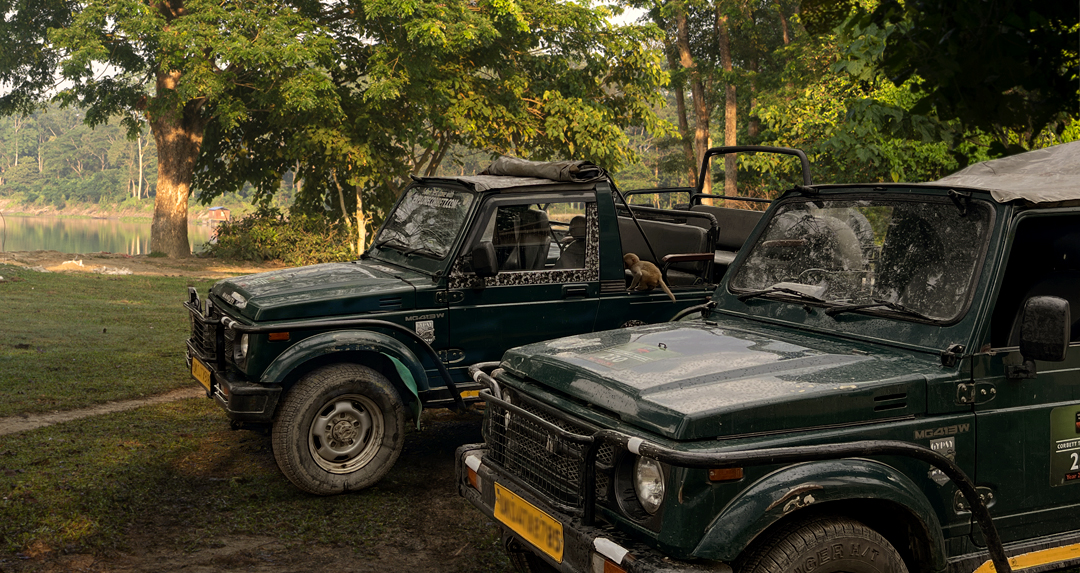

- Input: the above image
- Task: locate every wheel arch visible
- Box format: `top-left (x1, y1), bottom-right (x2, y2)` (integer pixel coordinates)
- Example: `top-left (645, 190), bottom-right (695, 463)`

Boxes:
top-left (691, 459), bottom-right (946, 572)
top-left (259, 330), bottom-right (428, 417)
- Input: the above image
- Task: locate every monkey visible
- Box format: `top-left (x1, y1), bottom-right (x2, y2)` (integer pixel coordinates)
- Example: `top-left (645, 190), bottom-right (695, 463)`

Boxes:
top-left (623, 253), bottom-right (676, 303)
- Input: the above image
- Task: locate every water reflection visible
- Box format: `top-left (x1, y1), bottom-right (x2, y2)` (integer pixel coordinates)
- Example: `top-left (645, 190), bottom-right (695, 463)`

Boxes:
top-left (0, 215), bottom-right (215, 255)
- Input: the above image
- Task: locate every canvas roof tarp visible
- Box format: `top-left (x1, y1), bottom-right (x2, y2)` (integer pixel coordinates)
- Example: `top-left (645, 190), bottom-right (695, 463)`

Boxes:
top-left (936, 140), bottom-right (1080, 204)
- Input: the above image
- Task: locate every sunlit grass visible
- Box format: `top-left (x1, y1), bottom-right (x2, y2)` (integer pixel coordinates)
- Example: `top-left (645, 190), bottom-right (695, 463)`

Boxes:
top-left (0, 264), bottom-right (216, 417)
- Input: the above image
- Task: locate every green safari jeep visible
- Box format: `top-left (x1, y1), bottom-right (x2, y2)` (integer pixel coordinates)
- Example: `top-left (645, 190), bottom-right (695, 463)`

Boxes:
top-left (184, 153), bottom-right (807, 495)
top-left (457, 141), bottom-right (1080, 573)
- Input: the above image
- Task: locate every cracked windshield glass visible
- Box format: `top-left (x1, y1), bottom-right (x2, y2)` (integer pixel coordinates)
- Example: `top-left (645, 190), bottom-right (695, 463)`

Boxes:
top-left (730, 195), bottom-right (993, 321)
top-left (375, 186), bottom-right (476, 259)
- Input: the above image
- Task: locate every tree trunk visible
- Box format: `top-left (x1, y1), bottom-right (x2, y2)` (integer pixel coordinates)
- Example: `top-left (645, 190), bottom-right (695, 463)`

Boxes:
top-left (775, 0), bottom-right (791, 45)
top-left (137, 131), bottom-right (145, 199)
top-left (717, 6), bottom-right (737, 196)
top-left (12, 116), bottom-right (20, 167)
top-left (677, 3), bottom-right (711, 195)
top-left (149, 71), bottom-right (207, 258)
top-left (356, 186), bottom-right (366, 253)
top-left (665, 49), bottom-right (697, 187)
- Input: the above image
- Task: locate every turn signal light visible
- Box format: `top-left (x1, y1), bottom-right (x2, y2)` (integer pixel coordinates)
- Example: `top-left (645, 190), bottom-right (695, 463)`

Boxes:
top-left (591, 556), bottom-right (628, 573)
top-left (468, 467), bottom-right (480, 491)
top-left (709, 468), bottom-right (744, 482)
top-left (268, 332), bottom-right (290, 342)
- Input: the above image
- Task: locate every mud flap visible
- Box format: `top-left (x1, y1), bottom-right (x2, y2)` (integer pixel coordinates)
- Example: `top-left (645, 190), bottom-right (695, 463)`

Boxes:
top-left (385, 354), bottom-right (422, 428)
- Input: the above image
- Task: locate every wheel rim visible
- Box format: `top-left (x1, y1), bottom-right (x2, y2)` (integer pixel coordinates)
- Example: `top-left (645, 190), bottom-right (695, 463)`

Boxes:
top-left (307, 394), bottom-right (384, 474)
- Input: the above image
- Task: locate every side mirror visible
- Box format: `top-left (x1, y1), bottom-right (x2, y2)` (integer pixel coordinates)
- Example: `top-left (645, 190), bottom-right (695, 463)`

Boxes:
top-left (1009, 296), bottom-right (1070, 379)
top-left (472, 242), bottom-right (499, 278)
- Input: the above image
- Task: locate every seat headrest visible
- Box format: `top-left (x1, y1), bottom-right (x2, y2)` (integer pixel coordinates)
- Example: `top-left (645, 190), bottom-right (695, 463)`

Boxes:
top-left (568, 215), bottom-right (586, 239)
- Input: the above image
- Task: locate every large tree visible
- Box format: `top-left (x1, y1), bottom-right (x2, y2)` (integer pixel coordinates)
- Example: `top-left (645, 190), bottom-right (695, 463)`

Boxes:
top-left (0, 0), bottom-right (339, 257)
top-left (194, 0), bottom-right (670, 249)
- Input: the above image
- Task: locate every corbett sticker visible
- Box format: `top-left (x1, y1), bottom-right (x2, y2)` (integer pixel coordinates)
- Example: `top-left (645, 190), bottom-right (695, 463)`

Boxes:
top-left (580, 343), bottom-right (679, 370)
top-left (415, 320), bottom-right (436, 344)
top-left (928, 437), bottom-right (956, 487)
top-left (1050, 405), bottom-right (1080, 486)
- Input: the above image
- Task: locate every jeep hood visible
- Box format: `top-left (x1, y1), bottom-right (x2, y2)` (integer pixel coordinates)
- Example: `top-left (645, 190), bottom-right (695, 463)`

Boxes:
top-left (211, 261), bottom-right (424, 321)
top-left (500, 320), bottom-right (939, 441)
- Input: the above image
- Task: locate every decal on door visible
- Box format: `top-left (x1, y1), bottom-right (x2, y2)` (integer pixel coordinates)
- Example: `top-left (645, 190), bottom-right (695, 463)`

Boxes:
top-left (1050, 405), bottom-right (1080, 486)
top-left (415, 320), bottom-right (436, 344)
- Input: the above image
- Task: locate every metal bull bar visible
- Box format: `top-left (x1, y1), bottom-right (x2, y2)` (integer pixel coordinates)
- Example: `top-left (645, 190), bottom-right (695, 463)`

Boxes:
top-left (187, 288), bottom-right (466, 410)
top-left (468, 363), bottom-right (1012, 573)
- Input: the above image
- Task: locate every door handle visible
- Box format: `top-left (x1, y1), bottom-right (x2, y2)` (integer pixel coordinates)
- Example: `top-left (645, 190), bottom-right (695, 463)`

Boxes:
top-left (563, 285), bottom-right (589, 298)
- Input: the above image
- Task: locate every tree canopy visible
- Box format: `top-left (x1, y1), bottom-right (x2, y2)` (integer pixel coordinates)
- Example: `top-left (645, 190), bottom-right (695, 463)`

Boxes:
top-left (813, 0), bottom-right (1079, 151)
top-left (0, 0), bottom-right (669, 255)
top-left (1, 0), bottom-right (339, 256)
top-left (195, 0), bottom-right (669, 248)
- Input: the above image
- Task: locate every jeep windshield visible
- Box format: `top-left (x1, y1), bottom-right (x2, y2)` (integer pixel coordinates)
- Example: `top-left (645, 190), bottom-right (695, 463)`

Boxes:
top-left (729, 193), bottom-right (993, 322)
top-left (369, 185), bottom-right (476, 269)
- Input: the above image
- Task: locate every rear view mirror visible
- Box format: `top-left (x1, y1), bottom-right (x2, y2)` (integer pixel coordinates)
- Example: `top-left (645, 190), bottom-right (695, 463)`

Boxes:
top-left (473, 242), bottom-right (499, 278)
top-left (1009, 296), bottom-right (1070, 379)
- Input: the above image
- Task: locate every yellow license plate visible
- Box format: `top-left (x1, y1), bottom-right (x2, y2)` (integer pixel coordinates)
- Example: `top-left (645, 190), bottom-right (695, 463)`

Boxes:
top-left (494, 482), bottom-right (564, 563)
top-left (191, 357), bottom-right (212, 392)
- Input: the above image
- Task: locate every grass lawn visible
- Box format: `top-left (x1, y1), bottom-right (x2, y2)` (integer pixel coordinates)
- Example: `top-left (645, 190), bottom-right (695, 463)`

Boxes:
top-left (0, 263), bottom-right (510, 572)
top-left (0, 264), bottom-right (214, 417)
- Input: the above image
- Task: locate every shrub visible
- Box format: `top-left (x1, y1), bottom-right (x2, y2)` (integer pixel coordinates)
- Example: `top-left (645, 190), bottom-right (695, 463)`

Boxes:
top-left (204, 207), bottom-right (358, 266)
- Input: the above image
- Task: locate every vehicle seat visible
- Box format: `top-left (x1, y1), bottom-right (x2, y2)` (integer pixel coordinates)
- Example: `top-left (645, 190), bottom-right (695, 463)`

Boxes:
top-left (516, 209), bottom-right (552, 270)
top-left (554, 215), bottom-right (587, 269)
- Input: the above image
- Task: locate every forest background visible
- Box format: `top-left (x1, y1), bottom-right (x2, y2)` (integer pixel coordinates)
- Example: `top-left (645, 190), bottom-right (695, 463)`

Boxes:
top-left (0, 0), bottom-right (1076, 262)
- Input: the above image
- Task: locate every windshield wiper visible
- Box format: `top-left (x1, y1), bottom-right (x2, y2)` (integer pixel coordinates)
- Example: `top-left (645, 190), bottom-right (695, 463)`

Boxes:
top-left (402, 245), bottom-right (442, 259)
top-left (737, 286), bottom-right (827, 304)
top-left (825, 298), bottom-right (933, 321)
top-left (371, 237), bottom-right (408, 251)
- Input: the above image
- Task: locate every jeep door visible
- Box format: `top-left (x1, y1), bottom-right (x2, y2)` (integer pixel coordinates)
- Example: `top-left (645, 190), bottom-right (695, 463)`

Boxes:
top-left (445, 193), bottom-right (600, 378)
top-left (973, 212), bottom-right (1080, 544)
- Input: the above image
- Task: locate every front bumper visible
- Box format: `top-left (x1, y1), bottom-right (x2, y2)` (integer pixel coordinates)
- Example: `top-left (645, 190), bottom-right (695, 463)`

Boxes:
top-left (186, 343), bottom-right (281, 422)
top-left (456, 444), bottom-right (729, 573)
top-left (185, 289), bottom-right (280, 423)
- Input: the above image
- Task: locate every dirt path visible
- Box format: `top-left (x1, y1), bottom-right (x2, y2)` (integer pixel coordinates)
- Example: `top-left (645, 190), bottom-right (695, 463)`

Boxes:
top-left (0, 387), bottom-right (205, 436)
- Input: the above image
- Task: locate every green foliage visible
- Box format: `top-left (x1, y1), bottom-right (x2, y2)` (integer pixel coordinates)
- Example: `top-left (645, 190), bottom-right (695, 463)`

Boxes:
top-left (205, 207), bottom-right (356, 265)
top-left (0, 106), bottom-right (158, 208)
top-left (195, 0), bottom-right (670, 234)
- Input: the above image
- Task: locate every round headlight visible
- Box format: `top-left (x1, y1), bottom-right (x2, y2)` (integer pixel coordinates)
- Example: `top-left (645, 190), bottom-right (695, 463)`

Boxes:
top-left (237, 334), bottom-right (249, 359)
top-left (633, 457), bottom-right (665, 514)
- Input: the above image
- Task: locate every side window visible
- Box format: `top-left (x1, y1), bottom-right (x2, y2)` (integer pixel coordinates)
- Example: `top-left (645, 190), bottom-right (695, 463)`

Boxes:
top-left (473, 201), bottom-right (590, 272)
top-left (990, 215), bottom-right (1080, 348)
top-left (449, 200), bottom-right (598, 288)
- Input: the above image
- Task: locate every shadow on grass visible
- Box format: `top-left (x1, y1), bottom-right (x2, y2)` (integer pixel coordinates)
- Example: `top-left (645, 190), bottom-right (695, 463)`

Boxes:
top-left (0, 398), bottom-right (511, 572)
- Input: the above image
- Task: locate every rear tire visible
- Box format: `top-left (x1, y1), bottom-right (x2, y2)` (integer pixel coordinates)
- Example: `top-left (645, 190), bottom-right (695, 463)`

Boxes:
top-left (738, 516), bottom-right (908, 573)
top-left (272, 363), bottom-right (405, 495)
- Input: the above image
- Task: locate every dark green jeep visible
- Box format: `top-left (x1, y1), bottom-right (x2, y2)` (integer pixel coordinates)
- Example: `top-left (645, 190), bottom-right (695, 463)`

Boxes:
top-left (185, 153), bottom-right (806, 495)
top-left (457, 142), bottom-right (1080, 573)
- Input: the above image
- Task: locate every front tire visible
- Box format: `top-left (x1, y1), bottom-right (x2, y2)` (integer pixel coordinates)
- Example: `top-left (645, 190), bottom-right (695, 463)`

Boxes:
top-left (272, 363), bottom-right (406, 495)
top-left (738, 516), bottom-right (908, 573)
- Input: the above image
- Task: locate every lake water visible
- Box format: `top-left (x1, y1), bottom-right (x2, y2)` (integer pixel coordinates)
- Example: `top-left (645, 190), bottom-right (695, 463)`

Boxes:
top-left (0, 215), bottom-right (215, 255)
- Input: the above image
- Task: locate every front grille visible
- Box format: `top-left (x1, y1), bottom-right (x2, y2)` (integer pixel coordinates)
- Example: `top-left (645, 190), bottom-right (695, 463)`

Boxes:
top-left (485, 393), bottom-right (615, 510)
top-left (186, 298), bottom-right (224, 364)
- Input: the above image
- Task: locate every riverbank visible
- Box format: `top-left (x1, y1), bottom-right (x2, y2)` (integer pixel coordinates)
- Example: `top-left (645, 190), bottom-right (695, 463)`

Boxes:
top-left (0, 198), bottom-right (154, 220)
top-left (0, 197), bottom-right (255, 223)
top-left (0, 249), bottom-right (288, 279)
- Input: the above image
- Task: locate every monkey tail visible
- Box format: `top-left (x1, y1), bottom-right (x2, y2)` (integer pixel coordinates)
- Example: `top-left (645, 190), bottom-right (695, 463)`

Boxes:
top-left (659, 279), bottom-right (676, 303)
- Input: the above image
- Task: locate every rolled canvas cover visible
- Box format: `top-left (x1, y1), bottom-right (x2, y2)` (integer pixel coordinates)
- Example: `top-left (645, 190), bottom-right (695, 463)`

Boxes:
top-left (936, 140), bottom-right (1080, 204)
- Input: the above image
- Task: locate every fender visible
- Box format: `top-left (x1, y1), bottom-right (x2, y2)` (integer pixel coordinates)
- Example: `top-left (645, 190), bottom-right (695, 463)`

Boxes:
top-left (259, 329), bottom-right (428, 412)
top-left (691, 458), bottom-right (947, 570)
